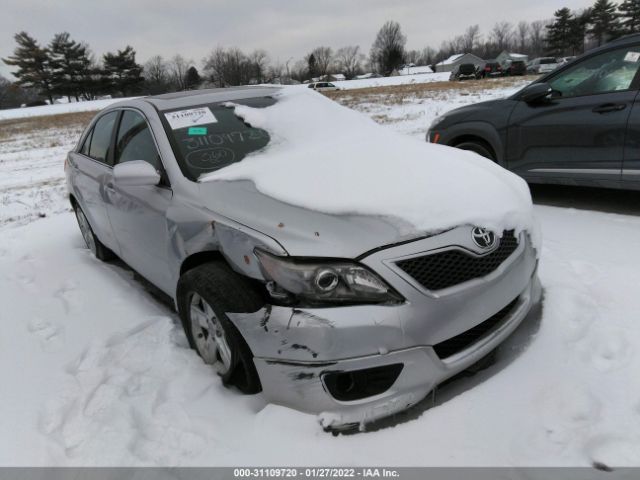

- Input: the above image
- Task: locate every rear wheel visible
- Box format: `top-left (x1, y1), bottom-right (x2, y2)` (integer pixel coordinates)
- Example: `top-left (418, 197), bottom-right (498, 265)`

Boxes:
top-left (177, 262), bottom-right (263, 394)
top-left (454, 141), bottom-right (495, 161)
top-left (73, 205), bottom-right (115, 261)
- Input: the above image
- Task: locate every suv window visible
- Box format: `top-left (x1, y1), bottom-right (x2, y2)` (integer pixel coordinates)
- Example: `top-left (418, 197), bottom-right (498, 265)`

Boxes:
top-left (549, 47), bottom-right (640, 98)
top-left (163, 97), bottom-right (273, 180)
top-left (540, 58), bottom-right (557, 64)
top-left (88, 111), bottom-right (118, 165)
top-left (115, 110), bottom-right (161, 171)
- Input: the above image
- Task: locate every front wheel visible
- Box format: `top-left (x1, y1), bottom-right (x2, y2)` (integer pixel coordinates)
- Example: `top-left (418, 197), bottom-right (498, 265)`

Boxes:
top-left (454, 141), bottom-right (495, 161)
top-left (177, 262), bottom-right (263, 394)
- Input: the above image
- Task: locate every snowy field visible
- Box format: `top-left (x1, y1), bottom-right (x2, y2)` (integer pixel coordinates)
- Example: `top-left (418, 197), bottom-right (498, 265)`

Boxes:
top-left (2, 77), bottom-right (640, 467)
top-left (332, 72), bottom-right (450, 90)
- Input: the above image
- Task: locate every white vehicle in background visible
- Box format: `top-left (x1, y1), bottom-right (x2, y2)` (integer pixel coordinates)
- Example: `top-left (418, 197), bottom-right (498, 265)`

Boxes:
top-left (558, 56), bottom-right (577, 66)
top-left (527, 57), bottom-right (559, 74)
top-left (308, 82), bottom-right (339, 92)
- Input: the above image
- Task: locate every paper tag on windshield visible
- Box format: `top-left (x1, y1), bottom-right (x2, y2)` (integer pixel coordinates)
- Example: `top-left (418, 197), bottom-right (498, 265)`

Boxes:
top-left (165, 107), bottom-right (217, 130)
top-left (624, 51), bottom-right (640, 62)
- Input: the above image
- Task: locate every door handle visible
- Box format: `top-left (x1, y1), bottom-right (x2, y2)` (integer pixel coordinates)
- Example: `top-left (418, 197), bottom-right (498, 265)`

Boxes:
top-left (592, 103), bottom-right (627, 113)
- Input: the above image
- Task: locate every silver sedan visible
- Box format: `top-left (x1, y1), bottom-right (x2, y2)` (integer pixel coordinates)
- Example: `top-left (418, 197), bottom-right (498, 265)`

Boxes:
top-left (66, 87), bottom-right (541, 430)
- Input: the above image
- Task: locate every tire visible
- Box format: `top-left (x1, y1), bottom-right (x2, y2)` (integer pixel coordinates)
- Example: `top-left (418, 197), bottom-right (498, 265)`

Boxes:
top-left (176, 261), bottom-right (264, 394)
top-left (73, 204), bottom-right (115, 261)
top-left (454, 141), bottom-right (495, 161)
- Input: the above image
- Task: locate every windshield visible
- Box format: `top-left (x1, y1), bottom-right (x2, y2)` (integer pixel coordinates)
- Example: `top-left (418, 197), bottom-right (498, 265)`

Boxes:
top-left (161, 97), bottom-right (274, 181)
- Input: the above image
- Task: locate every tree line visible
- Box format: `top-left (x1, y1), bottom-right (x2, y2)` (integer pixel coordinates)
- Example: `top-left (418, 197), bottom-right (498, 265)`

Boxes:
top-left (2, 0), bottom-right (639, 109)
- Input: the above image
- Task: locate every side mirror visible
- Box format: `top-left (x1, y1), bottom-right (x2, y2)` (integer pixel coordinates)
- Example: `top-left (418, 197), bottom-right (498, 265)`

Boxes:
top-left (521, 82), bottom-right (553, 104)
top-left (113, 160), bottom-right (160, 187)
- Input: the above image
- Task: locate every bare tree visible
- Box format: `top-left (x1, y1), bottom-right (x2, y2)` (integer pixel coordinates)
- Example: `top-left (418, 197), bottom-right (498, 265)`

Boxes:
top-left (309, 46), bottom-right (333, 77)
top-left (419, 47), bottom-right (437, 67)
top-left (516, 21), bottom-right (530, 52)
top-left (248, 49), bottom-right (269, 83)
top-left (334, 45), bottom-right (363, 79)
top-left (289, 59), bottom-right (308, 82)
top-left (529, 20), bottom-right (548, 56)
top-left (370, 21), bottom-right (407, 75)
top-left (463, 25), bottom-right (481, 52)
top-left (491, 21), bottom-right (514, 52)
top-left (168, 54), bottom-right (191, 91)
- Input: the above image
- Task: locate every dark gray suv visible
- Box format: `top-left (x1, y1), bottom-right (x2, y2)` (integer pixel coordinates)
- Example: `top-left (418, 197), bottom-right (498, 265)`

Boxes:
top-left (427, 34), bottom-right (640, 191)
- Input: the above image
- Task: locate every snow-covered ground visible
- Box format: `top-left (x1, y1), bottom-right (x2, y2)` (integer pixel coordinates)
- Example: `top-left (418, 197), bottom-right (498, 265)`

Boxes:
top-left (2, 78), bottom-right (640, 467)
top-left (332, 72), bottom-right (450, 90)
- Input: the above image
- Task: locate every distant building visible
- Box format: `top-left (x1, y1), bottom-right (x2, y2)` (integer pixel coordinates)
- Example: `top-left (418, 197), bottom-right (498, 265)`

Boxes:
top-left (434, 53), bottom-right (484, 72)
top-left (496, 51), bottom-right (529, 67)
top-left (398, 65), bottom-right (434, 75)
top-left (322, 73), bottom-right (346, 82)
top-left (355, 73), bottom-right (382, 80)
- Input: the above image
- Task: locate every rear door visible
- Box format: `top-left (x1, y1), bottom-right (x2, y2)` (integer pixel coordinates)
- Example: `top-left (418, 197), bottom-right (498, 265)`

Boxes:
top-left (105, 109), bottom-right (174, 293)
top-left (69, 111), bottom-right (119, 250)
top-left (507, 44), bottom-right (640, 186)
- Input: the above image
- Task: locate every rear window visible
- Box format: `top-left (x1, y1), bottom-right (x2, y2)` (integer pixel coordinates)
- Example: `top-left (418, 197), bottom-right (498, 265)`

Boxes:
top-left (162, 97), bottom-right (274, 180)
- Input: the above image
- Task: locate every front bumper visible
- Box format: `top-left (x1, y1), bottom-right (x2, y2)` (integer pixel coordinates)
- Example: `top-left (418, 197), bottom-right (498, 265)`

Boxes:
top-left (228, 227), bottom-right (541, 427)
top-left (253, 274), bottom-right (540, 428)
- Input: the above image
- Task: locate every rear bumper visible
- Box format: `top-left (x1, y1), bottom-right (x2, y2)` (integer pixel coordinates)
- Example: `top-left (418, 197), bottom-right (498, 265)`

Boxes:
top-left (252, 273), bottom-right (542, 428)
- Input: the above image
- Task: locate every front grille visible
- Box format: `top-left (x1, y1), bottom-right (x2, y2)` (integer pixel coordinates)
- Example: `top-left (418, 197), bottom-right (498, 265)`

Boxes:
top-left (432, 297), bottom-right (520, 359)
top-left (395, 230), bottom-right (519, 291)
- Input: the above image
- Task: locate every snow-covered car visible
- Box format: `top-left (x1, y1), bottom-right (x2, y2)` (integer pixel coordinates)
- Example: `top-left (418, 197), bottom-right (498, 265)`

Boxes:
top-left (307, 82), bottom-right (339, 92)
top-left (527, 57), bottom-right (559, 74)
top-left (65, 86), bottom-right (541, 429)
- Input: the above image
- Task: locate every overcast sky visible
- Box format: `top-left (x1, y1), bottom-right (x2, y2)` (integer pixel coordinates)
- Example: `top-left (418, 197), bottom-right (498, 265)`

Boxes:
top-left (1, 0), bottom-right (594, 79)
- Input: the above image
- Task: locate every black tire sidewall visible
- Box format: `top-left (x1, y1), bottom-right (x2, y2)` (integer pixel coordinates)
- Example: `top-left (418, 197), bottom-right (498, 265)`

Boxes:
top-left (455, 142), bottom-right (495, 161)
top-left (177, 262), bottom-right (263, 394)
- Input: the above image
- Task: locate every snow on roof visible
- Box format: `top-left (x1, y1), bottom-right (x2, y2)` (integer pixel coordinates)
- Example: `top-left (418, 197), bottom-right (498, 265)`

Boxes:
top-left (508, 52), bottom-right (528, 58)
top-left (200, 88), bottom-right (537, 242)
top-left (437, 53), bottom-right (466, 65)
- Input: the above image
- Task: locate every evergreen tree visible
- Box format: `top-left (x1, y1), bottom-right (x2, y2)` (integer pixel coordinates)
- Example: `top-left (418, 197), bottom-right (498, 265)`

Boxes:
top-left (49, 32), bottom-right (92, 101)
top-left (2, 32), bottom-right (54, 103)
top-left (102, 46), bottom-right (143, 97)
top-left (185, 66), bottom-right (201, 90)
top-left (569, 10), bottom-right (591, 55)
top-left (307, 53), bottom-right (317, 80)
top-left (588, 0), bottom-right (621, 45)
top-left (546, 8), bottom-right (575, 56)
top-left (619, 0), bottom-right (640, 34)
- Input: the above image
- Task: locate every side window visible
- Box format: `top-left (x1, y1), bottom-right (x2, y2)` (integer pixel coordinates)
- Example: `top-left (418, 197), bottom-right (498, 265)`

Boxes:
top-left (88, 111), bottom-right (118, 165)
top-left (80, 128), bottom-right (93, 156)
top-left (115, 110), bottom-right (161, 171)
top-left (549, 47), bottom-right (640, 98)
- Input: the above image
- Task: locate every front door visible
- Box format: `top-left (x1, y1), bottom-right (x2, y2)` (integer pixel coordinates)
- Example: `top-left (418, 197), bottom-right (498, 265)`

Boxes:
top-left (105, 109), bottom-right (174, 294)
top-left (507, 44), bottom-right (640, 186)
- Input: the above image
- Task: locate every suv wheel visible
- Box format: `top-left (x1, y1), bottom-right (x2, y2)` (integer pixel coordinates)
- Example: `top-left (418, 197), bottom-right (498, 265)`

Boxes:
top-left (454, 141), bottom-right (495, 161)
top-left (177, 262), bottom-right (263, 394)
top-left (73, 205), bottom-right (115, 261)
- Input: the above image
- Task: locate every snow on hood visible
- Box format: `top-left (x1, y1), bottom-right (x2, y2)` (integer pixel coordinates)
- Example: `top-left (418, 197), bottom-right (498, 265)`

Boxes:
top-left (200, 88), bottom-right (539, 247)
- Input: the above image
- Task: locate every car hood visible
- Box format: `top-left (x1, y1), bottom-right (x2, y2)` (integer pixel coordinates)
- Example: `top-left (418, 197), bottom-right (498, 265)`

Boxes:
top-left (196, 88), bottom-right (538, 258)
top-left (196, 180), bottom-right (421, 258)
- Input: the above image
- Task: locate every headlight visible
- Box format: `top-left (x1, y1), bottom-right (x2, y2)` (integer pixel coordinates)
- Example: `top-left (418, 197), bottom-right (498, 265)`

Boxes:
top-left (255, 249), bottom-right (403, 306)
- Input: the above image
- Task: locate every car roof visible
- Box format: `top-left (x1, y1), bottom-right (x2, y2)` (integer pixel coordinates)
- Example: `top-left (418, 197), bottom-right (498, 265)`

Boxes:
top-left (608, 33), bottom-right (640, 45)
top-left (142, 86), bottom-right (282, 111)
